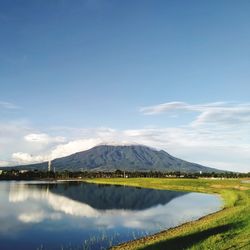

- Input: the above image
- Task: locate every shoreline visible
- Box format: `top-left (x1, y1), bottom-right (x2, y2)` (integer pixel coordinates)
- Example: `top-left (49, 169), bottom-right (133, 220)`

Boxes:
top-left (112, 206), bottom-right (225, 250)
top-left (0, 177), bottom-right (249, 248)
top-left (86, 178), bottom-right (249, 250)
top-left (85, 178), bottom-right (224, 249)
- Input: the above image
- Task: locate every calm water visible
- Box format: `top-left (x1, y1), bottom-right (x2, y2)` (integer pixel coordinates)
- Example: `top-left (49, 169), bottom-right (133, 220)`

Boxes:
top-left (0, 181), bottom-right (221, 250)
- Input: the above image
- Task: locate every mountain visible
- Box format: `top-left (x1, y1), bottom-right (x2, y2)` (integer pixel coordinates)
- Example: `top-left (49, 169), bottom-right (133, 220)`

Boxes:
top-left (4, 144), bottom-right (222, 173)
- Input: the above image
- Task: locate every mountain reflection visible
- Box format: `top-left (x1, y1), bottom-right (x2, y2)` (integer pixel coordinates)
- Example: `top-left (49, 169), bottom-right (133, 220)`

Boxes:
top-left (7, 181), bottom-right (187, 229)
top-left (0, 181), bottom-right (221, 250)
top-left (32, 182), bottom-right (185, 210)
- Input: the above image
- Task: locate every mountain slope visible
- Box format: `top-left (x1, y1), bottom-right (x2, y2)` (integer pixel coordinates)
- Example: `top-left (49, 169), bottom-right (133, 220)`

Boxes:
top-left (3, 145), bottom-right (222, 173)
top-left (52, 145), bottom-right (220, 172)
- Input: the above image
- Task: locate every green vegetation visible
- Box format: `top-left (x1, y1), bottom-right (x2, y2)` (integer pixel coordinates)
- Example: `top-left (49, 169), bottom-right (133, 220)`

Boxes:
top-left (86, 178), bottom-right (250, 250)
top-left (0, 169), bottom-right (249, 180)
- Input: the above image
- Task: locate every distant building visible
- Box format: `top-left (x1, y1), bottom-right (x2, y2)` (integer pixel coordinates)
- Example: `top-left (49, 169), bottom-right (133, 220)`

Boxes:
top-left (20, 170), bottom-right (28, 174)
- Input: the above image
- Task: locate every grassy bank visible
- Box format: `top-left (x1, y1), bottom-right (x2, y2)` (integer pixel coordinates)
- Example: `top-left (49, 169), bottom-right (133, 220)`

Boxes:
top-left (86, 178), bottom-right (250, 250)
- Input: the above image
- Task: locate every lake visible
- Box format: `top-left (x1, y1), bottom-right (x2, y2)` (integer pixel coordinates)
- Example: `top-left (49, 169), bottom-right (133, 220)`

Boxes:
top-left (0, 181), bottom-right (221, 250)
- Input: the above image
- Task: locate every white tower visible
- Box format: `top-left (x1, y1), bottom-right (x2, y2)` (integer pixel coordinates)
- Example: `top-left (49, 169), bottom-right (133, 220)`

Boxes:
top-left (48, 160), bottom-right (51, 172)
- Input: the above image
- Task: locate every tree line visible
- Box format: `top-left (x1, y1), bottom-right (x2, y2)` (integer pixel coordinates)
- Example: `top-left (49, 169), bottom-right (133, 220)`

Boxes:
top-left (0, 169), bottom-right (249, 180)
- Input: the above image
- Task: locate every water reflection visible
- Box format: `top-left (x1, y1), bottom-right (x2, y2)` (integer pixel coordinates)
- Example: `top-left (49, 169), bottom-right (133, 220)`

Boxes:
top-left (0, 181), bottom-right (221, 250)
top-left (33, 182), bottom-right (186, 209)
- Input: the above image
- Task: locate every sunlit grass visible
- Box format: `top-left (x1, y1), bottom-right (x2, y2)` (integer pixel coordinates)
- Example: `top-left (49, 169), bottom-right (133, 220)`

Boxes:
top-left (86, 178), bottom-right (250, 250)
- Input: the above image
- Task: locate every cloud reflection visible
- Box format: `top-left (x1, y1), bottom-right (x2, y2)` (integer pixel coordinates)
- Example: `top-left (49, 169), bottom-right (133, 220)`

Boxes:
top-left (4, 182), bottom-right (221, 233)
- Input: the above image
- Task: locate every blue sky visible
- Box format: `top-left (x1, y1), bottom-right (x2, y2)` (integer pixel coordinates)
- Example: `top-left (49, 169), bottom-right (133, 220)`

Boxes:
top-left (1, 0), bottom-right (250, 172)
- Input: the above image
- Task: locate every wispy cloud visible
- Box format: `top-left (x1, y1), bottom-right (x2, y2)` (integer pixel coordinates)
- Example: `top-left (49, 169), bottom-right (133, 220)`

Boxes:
top-left (140, 101), bottom-right (226, 114)
top-left (193, 104), bottom-right (250, 126)
top-left (140, 101), bottom-right (250, 126)
top-left (0, 101), bottom-right (20, 110)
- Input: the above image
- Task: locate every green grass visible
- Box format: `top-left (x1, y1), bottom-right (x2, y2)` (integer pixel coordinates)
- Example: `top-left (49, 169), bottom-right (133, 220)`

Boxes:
top-left (85, 178), bottom-right (250, 250)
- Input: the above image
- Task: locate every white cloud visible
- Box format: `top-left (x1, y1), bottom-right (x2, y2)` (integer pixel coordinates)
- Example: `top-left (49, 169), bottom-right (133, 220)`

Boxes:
top-left (50, 138), bottom-right (103, 159)
top-left (10, 133), bottom-right (124, 164)
top-left (0, 120), bottom-right (35, 165)
top-left (7, 125), bottom-right (250, 172)
top-left (2, 102), bottom-right (250, 172)
top-left (24, 133), bottom-right (65, 144)
top-left (12, 152), bottom-right (47, 164)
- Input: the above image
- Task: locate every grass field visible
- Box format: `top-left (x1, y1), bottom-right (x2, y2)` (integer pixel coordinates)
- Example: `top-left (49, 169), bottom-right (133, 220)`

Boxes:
top-left (86, 178), bottom-right (250, 250)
